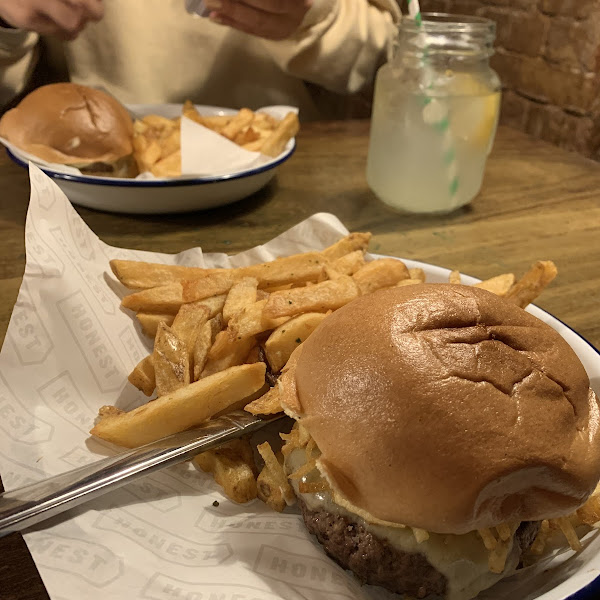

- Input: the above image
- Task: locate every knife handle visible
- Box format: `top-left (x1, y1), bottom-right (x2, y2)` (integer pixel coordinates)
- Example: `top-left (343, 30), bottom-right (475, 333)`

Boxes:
top-left (0, 411), bottom-right (280, 537)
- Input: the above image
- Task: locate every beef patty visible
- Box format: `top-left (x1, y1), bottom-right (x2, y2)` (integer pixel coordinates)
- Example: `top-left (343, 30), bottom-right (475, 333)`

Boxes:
top-left (299, 498), bottom-right (540, 599)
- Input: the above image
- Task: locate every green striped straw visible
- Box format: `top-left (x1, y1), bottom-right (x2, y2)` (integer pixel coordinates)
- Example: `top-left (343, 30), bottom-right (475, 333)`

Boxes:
top-left (406, 0), bottom-right (459, 202)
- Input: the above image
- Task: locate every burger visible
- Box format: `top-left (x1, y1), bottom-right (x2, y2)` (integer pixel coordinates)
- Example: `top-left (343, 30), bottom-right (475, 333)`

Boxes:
top-left (277, 284), bottom-right (600, 600)
top-left (0, 83), bottom-right (135, 176)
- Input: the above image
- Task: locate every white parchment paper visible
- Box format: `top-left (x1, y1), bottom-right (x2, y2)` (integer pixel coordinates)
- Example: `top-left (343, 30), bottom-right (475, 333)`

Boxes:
top-left (0, 166), bottom-right (599, 600)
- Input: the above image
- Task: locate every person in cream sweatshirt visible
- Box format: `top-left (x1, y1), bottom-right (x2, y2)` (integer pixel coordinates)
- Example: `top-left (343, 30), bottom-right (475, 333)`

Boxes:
top-left (0, 0), bottom-right (400, 120)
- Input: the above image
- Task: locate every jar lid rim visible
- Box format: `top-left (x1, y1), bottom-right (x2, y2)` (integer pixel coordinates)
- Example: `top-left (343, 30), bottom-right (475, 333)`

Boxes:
top-left (401, 12), bottom-right (496, 32)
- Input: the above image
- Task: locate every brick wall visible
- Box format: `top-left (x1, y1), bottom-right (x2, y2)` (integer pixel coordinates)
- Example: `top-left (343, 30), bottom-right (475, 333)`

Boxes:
top-left (411, 0), bottom-right (600, 158)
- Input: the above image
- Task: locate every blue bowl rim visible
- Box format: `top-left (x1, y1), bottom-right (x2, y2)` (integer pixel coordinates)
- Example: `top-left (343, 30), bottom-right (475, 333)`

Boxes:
top-left (6, 139), bottom-right (295, 188)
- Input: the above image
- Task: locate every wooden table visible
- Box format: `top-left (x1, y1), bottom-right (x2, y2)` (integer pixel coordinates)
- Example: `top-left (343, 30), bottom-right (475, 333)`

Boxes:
top-left (1, 121), bottom-right (599, 599)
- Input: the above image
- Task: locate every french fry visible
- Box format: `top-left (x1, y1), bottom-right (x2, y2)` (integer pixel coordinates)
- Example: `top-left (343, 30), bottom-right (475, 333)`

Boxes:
top-left (242, 140), bottom-right (263, 152)
top-left (182, 100), bottom-right (207, 126)
top-left (259, 112), bottom-right (299, 157)
top-left (136, 312), bottom-right (175, 337)
top-left (449, 270), bottom-right (461, 285)
top-left (151, 150), bottom-right (181, 178)
top-left (133, 120), bottom-right (149, 135)
top-left (182, 273), bottom-right (238, 302)
top-left (160, 129), bottom-right (181, 159)
top-left (221, 108), bottom-right (255, 141)
top-left (252, 112), bottom-right (277, 131)
top-left (529, 520), bottom-right (551, 555)
top-left (194, 438), bottom-right (255, 476)
top-left (128, 355), bottom-right (156, 397)
top-left (122, 278), bottom-right (232, 314)
top-left (98, 405), bottom-right (124, 419)
top-left (264, 312), bottom-right (328, 373)
top-left (474, 273), bottom-right (515, 296)
top-left (352, 259), bottom-right (410, 295)
top-left (577, 493), bottom-right (600, 526)
top-left (264, 276), bottom-right (359, 320)
top-left (245, 345), bottom-right (261, 364)
top-left (257, 441), bottom-right (294, 512)
top-left (194, 438), bottom-right (258, 504)
top-left (198, 294), bottom-right (228, 319)
top-left (397, 279), bottom-right (422, 288)
top-left (172, 302), bottom-right (211, 345)
top-left (228, 299), bottom-right (289, 339)
top-left (257, 465), bottom-right (287, 512)
top-left (142, 114), bottom-right (176, 130)
top-left (330, 250), bottom-right (365, 276)
top-left (505, 261), bottom-right (558, 308)
top-left (193, 315), bottom-right (224, 381)
top-left (133, 134), bottom-right (161, 173)
top-left (110, 259), bottom-right (225, 289)
top-left (321, 232), bottom-right (371, 261)
top-left (261, 283), bottom-right (292, 293)
top-left (323, 265), bottom-right (342, 280)
top-left (478, 528), bottom-right (498, 551)
top-left (223, 277), bottom-right (258, 324)
top-left (208, 330), bottom-right (236, 360)
top-left (172, 301), bottom-right (211, 377)
top-left (201, 114), bottom-right (234, 131)
top-left (555, 516), bottom-right (583, 552)
top-left (122, 283), bottom-right (184, 314)
top-left (245, 385), bottom-right (282, 415)
top-left (201, 333), bottom-right (257, 378)
top-left (153, 323), bottom-right (190, 396)
top-left (409, 268), bottom-right (426, 282)
top-left (241, 252), bottom-right (325, 287)
top-left (233, 127), bottom-right (260, 146)
top-left (90, 363), bottom-right (267, 447)
top-left (113, 251), bottom-right (326, 291)
top-left (488, 538), bottom-right (512, 574)
top-left (412, 528), bottom-right (430, 544)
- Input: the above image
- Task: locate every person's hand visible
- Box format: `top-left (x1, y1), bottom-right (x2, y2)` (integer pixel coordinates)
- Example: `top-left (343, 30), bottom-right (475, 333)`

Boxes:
top-left (204, 0), bottom-right (313, 41)
top-left (0, 0), bottom-right (104, 40)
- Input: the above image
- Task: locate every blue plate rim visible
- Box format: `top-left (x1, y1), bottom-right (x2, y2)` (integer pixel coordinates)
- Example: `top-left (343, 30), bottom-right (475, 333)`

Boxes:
top-left (5, 140), bottom-right (295, 188)
top-left (567, 575), bottom-right (600, 600)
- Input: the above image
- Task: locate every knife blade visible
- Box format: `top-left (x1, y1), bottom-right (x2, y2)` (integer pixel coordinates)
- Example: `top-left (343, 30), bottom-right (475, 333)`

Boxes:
top-left (0, 410), bottom-right (284, 538)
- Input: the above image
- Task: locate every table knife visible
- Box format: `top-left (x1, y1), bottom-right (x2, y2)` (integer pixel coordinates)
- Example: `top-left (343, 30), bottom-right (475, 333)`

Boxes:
top-left (0, 410), bottom-right (283, 538)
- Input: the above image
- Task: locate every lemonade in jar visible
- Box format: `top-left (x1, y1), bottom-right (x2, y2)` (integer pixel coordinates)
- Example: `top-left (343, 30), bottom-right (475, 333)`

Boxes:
top-left (367, 14), bottom-right (501, 214)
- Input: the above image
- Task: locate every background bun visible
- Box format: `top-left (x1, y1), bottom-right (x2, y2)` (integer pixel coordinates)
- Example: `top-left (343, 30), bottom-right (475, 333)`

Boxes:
top-left (0, 83), bottom-right (133, 166)
top-left (286, 283), bottom-right (600, 534)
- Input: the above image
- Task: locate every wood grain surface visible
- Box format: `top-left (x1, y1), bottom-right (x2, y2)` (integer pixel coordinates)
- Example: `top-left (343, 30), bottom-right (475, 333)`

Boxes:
top-left (0, 121), bottom-right (599, 599)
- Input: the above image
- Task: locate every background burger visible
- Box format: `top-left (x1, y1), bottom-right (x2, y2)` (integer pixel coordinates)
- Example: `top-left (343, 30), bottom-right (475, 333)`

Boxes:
top-left (0, 83), bottom-right (135, 176)
top-left (277, 284), bottom-right (600, 600)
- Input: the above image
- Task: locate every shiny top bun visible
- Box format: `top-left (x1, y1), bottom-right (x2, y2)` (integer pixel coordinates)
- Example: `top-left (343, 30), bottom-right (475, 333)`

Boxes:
top-left (280, 283), bottom-right (600, 535)
top-left (0, 83), bottom-right (133, 165)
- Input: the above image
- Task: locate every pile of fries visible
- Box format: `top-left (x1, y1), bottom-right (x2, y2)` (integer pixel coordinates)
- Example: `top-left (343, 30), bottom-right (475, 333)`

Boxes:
top-left (90, 232), bottom-right (566, 515)
top-left (132, 101), bottom-right (299, 177)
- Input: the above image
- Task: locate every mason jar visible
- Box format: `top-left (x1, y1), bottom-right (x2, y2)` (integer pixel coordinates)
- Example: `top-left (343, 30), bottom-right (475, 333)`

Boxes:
top-left (366, 14), bottom-right (501, 214)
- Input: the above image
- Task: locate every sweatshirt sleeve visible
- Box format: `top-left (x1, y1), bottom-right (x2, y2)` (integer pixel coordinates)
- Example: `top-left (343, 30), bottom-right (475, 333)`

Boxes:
top-left (260, 0), bottom-right (401, 95)
top-left (0, 27), bottom-right (40, 109)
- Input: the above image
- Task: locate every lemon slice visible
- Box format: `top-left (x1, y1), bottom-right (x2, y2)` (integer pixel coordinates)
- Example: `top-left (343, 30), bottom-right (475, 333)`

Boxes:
top-left (446, 73), bottom-right (500, 152)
